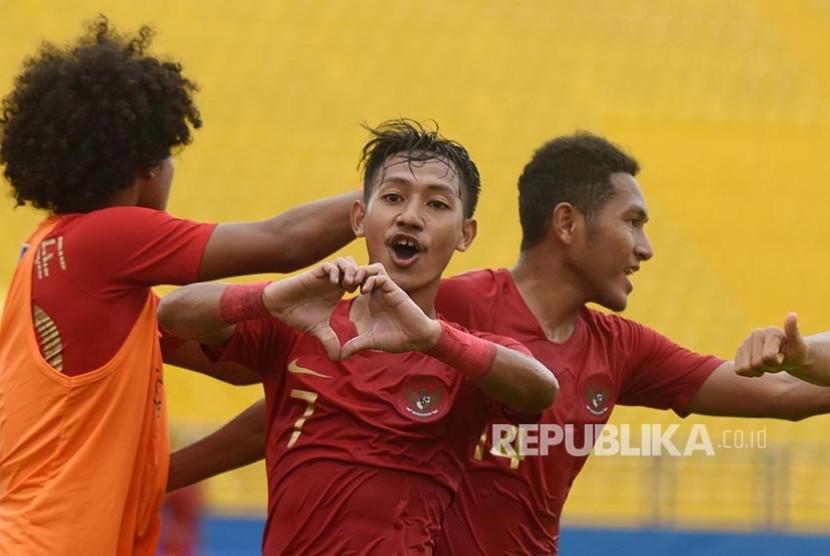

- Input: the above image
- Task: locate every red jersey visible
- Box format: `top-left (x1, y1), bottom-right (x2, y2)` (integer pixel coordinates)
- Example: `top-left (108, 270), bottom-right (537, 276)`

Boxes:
top-left (27, 206), bottom-right (215, 374)
top-left (433, 269), bottom-right (724, 555)
top-left (210, 299), bottom-right (533, 555)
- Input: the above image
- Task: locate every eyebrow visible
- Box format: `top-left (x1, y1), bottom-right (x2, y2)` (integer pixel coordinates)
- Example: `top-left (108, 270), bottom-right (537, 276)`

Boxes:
top-left (378, 178), bottom-right (460, 198)
top-left (624, 206), bottom-right (649, 222)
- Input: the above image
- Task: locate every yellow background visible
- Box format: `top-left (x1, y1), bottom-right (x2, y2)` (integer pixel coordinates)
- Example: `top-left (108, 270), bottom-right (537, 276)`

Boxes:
top-left (2, 0), bottom-right (830, 532)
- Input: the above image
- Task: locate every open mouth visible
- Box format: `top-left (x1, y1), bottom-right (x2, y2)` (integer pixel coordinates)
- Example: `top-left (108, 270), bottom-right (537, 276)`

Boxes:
top-left (394, 239), bottom-right (420, 260)
top-left (389, 235), bottom-right (423, 266)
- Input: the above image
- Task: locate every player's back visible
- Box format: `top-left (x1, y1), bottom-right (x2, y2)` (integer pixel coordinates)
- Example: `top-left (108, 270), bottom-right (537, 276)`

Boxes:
top-left (0, 218), bottom-right (167, 555)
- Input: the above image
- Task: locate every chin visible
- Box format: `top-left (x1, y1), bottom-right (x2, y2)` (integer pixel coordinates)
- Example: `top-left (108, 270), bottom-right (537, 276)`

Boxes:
top-left (601, 294), bottom-right (629, 313)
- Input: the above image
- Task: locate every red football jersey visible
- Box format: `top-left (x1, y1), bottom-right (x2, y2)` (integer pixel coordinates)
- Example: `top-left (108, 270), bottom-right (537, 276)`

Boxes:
top-left (26, 206), bottom-right (215, 374)
top-left (212, 298), bottom-right (534, 555)
top-left (433, 269), bottom-right (724, 555)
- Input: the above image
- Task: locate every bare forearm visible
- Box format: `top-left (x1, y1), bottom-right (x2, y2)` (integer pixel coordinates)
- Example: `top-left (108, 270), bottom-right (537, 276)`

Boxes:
top-left (158, 283), bottom-right (233, 345)
top-left (259, 191), bottom-right (360, 270)
top-left (167, 399), bottom-right (267, 492)
top-left (199, 191), bottom-right (360, 281)
top-left (689, 362), bottom-right (830, 420)
top-left (795, 332), bottom-right (830, 386)
top-left (476, 347), bottom-right (559, 413)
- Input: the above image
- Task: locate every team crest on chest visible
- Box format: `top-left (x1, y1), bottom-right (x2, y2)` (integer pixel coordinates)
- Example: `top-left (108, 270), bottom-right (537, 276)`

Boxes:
top-left (398, 375), bottom-right (449, 421)
top-left (581, 374), bottom-right (614, 416)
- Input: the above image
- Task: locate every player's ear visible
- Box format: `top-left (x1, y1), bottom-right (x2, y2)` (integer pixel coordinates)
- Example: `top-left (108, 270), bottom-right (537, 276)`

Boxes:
top-left (456, 218), bottom-right (477, 252)
top-left (550, 202), bottom-right (582, 246)
top-left (351, 199), bottom-right (366, 238)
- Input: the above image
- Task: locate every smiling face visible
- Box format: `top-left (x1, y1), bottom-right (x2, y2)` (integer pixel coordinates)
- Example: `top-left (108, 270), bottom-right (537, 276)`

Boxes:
top-left (352, 153), bottom-right (476, 303)
top-left (569, 172), bottom-right (654, 311)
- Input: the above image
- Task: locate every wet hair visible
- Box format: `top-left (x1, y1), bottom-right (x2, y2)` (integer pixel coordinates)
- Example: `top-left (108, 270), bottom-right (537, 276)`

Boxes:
top-left (0, 15), bottom-right (202, 213)
top-left (518, 131), bottom-right (640, 251)
top-left (358, 119), bottom-right (481, 218)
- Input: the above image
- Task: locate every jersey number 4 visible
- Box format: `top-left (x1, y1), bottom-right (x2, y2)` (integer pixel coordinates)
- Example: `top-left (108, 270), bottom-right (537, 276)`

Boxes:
top-left (473, 424), bottom-right (526, 469)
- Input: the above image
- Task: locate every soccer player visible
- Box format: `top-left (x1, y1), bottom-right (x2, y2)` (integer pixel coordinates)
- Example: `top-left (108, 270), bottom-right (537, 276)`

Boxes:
top-left (170, 132), bottom-right (830, 555)
top-left (0, 17), bottom-right (358, 556)
top-left (432, 132), bottom-right (830, 555)
top-left (734, 312), bottom-right (830, 386)
top-left (157, 119), bottom-right (559, 554)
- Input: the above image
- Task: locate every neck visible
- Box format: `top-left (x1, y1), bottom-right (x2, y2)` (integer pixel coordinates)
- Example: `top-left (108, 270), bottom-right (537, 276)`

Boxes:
top-left (102, 182), bottom-right (141, 209)
top-left (510, 249), bottom-right (586, 343)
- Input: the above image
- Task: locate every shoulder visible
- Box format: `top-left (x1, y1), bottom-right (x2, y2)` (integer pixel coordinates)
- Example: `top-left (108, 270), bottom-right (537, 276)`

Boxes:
top-left (54, 207), bottom-right (190, 239)
top-left (436, 268), bottom-right (506, 327)
top-left (441, 268), bottom-right (505, 289)
top-left (64, 207), bottom-right (215, 262)
top-left (580, 307), bottom-right (652, 339)
top-left (437, 268), bottom-right (507, 307)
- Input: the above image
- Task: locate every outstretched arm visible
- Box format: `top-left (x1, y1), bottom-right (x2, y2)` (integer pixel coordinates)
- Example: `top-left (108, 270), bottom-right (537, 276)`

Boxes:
top-left (686, 360), bottom-right (830, 421)
top-left (158, 258), bottom-right (367, 348)
top-left (167, 399), bottom-right (266, 492)
top-left (198, 190), bottom-right (361, 281)
top-left (734, 312), bottom-right (830, 386)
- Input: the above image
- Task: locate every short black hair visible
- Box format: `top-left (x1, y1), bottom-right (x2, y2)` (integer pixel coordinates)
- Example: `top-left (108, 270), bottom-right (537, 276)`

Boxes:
top-left (518, 131), bottom-right (640, 251)
top-left (0, 15), bottom-right (202, 214)
top-left (358, 119), bottom-right (481, 218)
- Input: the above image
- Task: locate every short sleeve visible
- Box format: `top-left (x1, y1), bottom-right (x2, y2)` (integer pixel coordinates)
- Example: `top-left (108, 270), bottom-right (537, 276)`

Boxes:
top-left (615, 318), bottom-right (724, 415)
top-left (436, 270), bottom-right (498, 328)
top-left (63, 206), bottom-right (216, 289)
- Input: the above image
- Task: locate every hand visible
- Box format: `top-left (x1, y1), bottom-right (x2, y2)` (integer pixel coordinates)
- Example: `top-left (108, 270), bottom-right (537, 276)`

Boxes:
top-left (735, 312), bottom-right (807, 378)
top-left (263, 257), bottom-right (383, 359)
top-left (340, 268), bottom-right (441, 359)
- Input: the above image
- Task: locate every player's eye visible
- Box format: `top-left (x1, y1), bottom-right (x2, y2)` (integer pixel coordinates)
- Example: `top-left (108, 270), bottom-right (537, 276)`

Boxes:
top-left (382, 193), bottom-right (403, 203)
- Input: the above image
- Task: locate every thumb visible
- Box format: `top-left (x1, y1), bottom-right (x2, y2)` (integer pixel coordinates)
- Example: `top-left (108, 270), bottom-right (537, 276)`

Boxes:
top-left (311, 326), bottom-right (342, 361)
top-left (784, 312), bottom-right (804, 345)
top-left (783, 312), bottom-right (807, 361)
top-left (339, 334), bottom-right (375, 360)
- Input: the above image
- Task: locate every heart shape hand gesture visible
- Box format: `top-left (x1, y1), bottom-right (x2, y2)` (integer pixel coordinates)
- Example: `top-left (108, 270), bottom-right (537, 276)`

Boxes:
top-left (263, 257), bottom-right (440, 360)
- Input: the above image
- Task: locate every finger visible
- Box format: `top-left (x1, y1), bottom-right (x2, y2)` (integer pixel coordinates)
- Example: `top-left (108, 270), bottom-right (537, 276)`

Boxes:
top-left (739, 330), bottom-right (771, 377)
top-left (321, 262), bottom-right (341, 285)
top-left (340, 261), bottom-right (355, 290)
top-left (342, 267), bottom-right (363, 293)
top-left (735, 340), bottom-right (752, 376)
top-left (311, 325), bottom-right (342, 361)
top-left (360, 274), bottom-right (387, 295)
top-left (364, 263), bottom-right (388, 277)
top-left (735, 339), bottom-right (764, 377)
top-left (749, 329), bottom-right (772, 371)
top-left (760, 328), bottom-right (785, 367)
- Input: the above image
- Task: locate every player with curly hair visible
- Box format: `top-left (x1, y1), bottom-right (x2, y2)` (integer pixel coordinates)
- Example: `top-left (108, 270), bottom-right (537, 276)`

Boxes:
top-left (0, 16), bottom-right (358, 555)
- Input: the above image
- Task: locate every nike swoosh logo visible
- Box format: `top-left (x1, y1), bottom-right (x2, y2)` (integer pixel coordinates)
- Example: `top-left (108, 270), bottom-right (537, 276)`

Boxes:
top-left (287, 359), bottom-right (332, 378)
